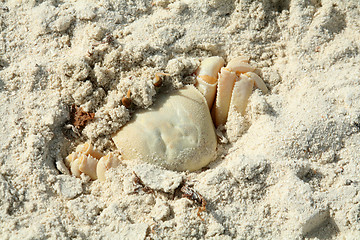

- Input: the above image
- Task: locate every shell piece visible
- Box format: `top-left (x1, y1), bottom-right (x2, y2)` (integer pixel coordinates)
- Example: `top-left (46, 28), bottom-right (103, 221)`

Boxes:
top-left (78, 155), bottom-right (98, 180)
top-left (211, 68), bottom-right (237, 127)
top-left (245, 72), bottom-right (269, 94)
top-left (76, 142), bottom-right (104, 159)
top-left (230, 74), bottom-right (255, 116)
top-left (195, 56), bottom-right (225, 108)
top-left (112, 85), bottom-right (217, 172)
top-left (97, 152), bottom-right (120, 182)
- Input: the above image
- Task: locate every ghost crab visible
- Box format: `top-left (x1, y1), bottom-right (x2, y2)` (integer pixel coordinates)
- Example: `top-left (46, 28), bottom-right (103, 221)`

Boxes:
top-left (65, 56), bottom-right (268, 181)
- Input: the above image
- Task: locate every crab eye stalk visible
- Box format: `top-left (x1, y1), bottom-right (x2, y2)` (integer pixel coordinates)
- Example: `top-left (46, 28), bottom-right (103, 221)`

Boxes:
top-left (122, 89), bottom-right (132, 108)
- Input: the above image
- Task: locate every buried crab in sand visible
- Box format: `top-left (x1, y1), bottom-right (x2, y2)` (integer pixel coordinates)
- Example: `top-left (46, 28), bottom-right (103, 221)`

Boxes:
top-left (65, 56), bottom-right (268, 181)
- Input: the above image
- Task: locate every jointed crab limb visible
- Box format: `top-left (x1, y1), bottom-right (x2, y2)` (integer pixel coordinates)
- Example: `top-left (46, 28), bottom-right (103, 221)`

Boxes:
top-left (211, 67), bottom-right (237, 127)
top-left (75, 142), bottom-right (104, 159)
top-left (246, 71), bottom-right (269, 94)
top-left (97, 152), bottom-right (120, 181)
top-left (195, 56), bottom-right (225, 108)
top-left (196, 56), bottom-right (268, 127)
top-left (65, 142), bottom-right (120, 181)
top-left (225, 56), bottom-right (255, 74)
top-left (78, 154), bottom-right (98, 180)
top-left (230, 74), bottom-right (255, 116)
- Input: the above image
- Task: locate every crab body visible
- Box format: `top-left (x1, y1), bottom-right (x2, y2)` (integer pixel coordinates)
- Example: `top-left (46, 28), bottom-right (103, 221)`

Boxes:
top-left (65, 56), bottom-right (268, 180)
top-left (112, 85), bottom-right (217, 171)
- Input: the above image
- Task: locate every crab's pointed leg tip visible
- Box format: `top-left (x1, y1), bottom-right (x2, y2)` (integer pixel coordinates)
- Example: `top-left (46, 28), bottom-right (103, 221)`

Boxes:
top-left (246, 72), bottom-right (269, 94)
top-left (230, 74), bottom-right (254, 116)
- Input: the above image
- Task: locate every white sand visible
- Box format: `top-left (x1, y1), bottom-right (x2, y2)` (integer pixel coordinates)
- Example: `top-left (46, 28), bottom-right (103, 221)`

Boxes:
top-left (1, 0), bottom-right (360, 239)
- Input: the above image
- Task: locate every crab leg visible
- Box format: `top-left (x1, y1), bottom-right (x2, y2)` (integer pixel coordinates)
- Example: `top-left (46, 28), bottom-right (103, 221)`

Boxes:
top-left (96, 152), bottom-right (120, 182)
top-left (211, 57), bottom-right (256, 127)
top-left (195, 56), bottom-right (225, 108)
top-left (64, 152), bottom-right (78, 168)
top-left (230, 74), bottom-right (255, 116)
top-left (78, 155), bottom-right (99, 180)
top-left (70, 158), bottom-right (82, 178)
top-left (211, 68), bottom-right (237, 126)
top-left (76, 142), bottom-right (104, 159)
top-left (245, 72), bottom-right (269, 94)
top-left (225, 57), bottom-right (255, 74)
top-left (65, 142), bottom-right (121, 181)
top-left (209, 57), bottom-right (269, 127)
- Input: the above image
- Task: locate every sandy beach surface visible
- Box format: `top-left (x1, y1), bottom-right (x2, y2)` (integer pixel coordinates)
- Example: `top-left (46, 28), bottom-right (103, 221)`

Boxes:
top-left (1, 0), bottom-right (360, 239)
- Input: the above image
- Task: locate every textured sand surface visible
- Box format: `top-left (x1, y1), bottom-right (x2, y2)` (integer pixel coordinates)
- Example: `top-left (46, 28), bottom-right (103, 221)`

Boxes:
top-left (0, 0), bottom-right (360, 239)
